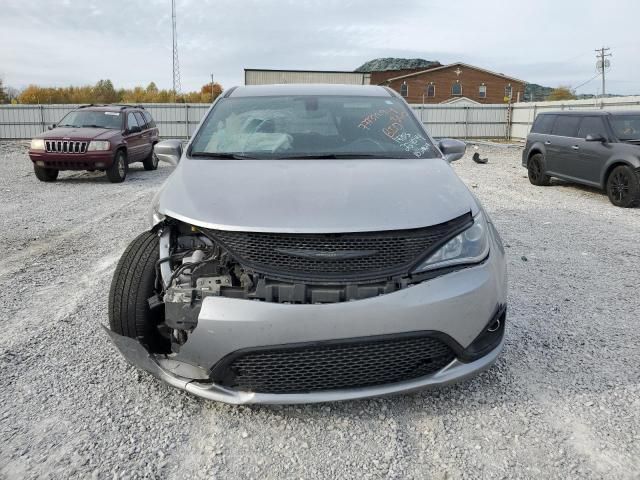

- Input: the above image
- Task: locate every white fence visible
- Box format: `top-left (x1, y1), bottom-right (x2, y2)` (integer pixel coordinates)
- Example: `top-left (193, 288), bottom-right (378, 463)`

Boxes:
top-left (0, 103), bottom-right (211, 140)
top-left (2, 97), bottom-right (640, 141)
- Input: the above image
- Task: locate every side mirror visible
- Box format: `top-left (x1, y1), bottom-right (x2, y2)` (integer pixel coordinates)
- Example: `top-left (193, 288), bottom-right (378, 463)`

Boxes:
top-left (154, 140), bottom-right (183, 165)
top-left (128, 125), bottom-right (142, 134)
top-left (438, 138), bottom-right (466, 162)
top-left (585, 133), bottom-right (606, 143)
top-left (48, 124), bottom-right (56, 130)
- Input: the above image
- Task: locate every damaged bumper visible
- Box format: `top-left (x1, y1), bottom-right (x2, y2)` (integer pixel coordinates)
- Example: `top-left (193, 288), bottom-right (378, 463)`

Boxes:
top-left (103, 243), bottom-right (507, 404)
top-left (103, 325), bottom-right (504, 405)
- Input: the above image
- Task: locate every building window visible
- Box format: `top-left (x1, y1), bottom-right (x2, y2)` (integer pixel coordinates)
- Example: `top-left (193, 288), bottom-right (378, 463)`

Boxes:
top-left (451, 81), bottom-right (462, 96)
top-left (400, 81), bottom-right (408, 97)
top-left (479, 84), bottom-right (487, 98)
top-left (505, 84), bottom-right (512, 99)
top-left (426, 83), bottom-right (435, 97)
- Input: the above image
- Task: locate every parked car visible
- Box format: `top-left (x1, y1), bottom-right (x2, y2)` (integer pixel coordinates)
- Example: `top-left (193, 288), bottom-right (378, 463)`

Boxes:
top-left (522, 111), bottom-right (640, 207)
top-left (28, 104), bottom-right (160, 183)
top-left (106, 84), bottom-right (507, 404)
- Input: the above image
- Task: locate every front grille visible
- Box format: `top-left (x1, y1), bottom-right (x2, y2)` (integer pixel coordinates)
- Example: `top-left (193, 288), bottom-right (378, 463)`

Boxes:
top-left (45, 140), bottom-right (88, 153)
top-left (212, 333), bottom-right (455, 393)
top-left (208, 213), bottom-right (471, 282)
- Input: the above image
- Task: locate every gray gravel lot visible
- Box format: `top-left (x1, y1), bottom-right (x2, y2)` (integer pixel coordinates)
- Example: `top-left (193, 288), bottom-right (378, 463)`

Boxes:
top-left (0, 140), bottom-right (638, 479)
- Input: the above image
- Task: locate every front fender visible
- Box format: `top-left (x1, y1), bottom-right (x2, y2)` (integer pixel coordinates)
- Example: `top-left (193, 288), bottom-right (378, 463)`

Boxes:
top-left (600, 156), bottom-right (640, 187)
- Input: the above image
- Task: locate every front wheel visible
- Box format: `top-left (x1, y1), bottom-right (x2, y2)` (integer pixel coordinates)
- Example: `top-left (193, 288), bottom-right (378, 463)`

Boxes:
top-left (527, 153), bottom-right (551, 186)
top-left (34, 165), bottom-right (59, 182)
top-left (606, 165), bottom-right (640, 208)
top-left (108, 231), bottom-right (170, 353)
top-left (106, 150), bottom-right (128, 183)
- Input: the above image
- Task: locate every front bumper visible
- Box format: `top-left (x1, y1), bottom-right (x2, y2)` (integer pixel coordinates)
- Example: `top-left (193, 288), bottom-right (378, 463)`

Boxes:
top-left (29, 150), bottom-right (114, 170)
top-left (104, 230), bottom-right (507, 404)
top-left (104, 325), bottom-right (504, 404)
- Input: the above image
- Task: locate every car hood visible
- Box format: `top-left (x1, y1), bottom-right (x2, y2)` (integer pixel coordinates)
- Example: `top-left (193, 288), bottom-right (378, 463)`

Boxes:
top-left (37, 127), bottom-right (118, 140)
top-left (157, 157), bottom-right (479, 233)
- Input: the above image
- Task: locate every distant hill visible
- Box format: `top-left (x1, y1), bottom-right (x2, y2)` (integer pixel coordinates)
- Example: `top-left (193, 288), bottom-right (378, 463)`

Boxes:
top-left (355, 58), bottom-right (441, 72)
top-left (524, 83), bottom-right (553, 102)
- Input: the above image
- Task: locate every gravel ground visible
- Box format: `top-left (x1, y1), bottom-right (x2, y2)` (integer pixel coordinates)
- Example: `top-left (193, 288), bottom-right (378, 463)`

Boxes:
top-left (0, 140), bottom-right (638, 480)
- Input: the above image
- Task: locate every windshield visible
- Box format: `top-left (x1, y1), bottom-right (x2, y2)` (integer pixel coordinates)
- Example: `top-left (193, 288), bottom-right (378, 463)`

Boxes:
top-left (189, 95), bottom-right (437, 159)
top-left (58, 110), bottom-right (123, 129)
top-left (610, 115), bottom-right (640, 141)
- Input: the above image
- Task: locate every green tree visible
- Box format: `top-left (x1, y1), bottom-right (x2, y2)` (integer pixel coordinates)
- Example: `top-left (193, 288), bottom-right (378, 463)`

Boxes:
top-left (0, 78), bottom-right (8, 103)
top-left (546, 86), bottom-right (577, 101)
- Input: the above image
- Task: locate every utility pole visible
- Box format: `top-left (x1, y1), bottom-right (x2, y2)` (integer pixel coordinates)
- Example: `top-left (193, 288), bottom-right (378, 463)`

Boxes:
top-left (211, 74), bottom-right (215, 103)
top-left (595, 47), bottom-right (612, 98)
top-left (171, 0), bottom-right (181, 103)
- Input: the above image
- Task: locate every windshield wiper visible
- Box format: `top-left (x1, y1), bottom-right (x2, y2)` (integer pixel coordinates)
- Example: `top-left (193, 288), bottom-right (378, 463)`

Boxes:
top-left (81, 124), bottom-right (108, 129)
top-left (190, 152), bottom-right (259, 160)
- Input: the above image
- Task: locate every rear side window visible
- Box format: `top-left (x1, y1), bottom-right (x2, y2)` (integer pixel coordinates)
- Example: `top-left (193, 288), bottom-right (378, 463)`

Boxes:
top-left (134, 112), bottom-right (147, 130)
top-left (551, 115), bottom-right (580, 137)
top-left (143, 111), bottom-right (156, 128)
top-left (127, 112), bottom-right (139, 130)
top-left (531, 114), bottom-right (555, 134)
top-left (577, 117), bottom-right (607, 139)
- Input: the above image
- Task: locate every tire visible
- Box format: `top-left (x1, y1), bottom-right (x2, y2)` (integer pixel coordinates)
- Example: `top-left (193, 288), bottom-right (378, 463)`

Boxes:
top-left (606, 165), bottom-right (640, 208)
top-left (527, 153), bottom-right (551, 186)
top-left (109, 231), bottom-right (170, 353)
top-left (106, 150), bottom-right (128, 183)
top-left (34, 165), bottom-right (59, 182)
top-left (142, 147), bottom-right (159, 171)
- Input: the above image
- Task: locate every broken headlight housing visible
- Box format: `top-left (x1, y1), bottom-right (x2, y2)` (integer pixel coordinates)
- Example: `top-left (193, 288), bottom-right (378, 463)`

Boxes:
top-left (413, 212), bottom-right (489, 272)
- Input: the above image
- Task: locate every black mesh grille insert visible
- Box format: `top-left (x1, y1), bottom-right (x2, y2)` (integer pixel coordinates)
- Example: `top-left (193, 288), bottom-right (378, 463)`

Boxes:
top-left (212, 333), bottom-right (456, 394)
top-left (207, 213), bottom-right (471, 281)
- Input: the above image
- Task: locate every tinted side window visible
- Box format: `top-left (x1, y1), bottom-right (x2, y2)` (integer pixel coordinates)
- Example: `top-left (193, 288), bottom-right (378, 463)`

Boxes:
top-left (551, 116), bottom-right (580, 137)
top-left (143, 111), bottom-right (156, 128)
top-left (134, 112), bottom-right (147, 130)
top-left (531, 114), bottom-right (555, 134)
top-left (127, 112), bottom-right (139, 130)
top-left (577, 117), bottom-right (607, 139)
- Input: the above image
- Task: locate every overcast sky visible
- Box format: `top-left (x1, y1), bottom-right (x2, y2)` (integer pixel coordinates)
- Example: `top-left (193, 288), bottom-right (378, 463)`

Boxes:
top-left (1, 0), bottom-right (638, 95)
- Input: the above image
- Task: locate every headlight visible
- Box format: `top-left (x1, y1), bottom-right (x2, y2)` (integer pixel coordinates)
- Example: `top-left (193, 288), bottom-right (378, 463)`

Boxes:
top-left (413, 212), bottom-right (490, 272)
top-left (87, 140), bottom-right (111, 151)
top-left (30, 139), bottom-right (45, 150)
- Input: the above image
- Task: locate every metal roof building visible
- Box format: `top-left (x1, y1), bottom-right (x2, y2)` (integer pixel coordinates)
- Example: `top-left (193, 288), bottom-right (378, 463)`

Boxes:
top-left (244, 69), bottom-right (371, 86)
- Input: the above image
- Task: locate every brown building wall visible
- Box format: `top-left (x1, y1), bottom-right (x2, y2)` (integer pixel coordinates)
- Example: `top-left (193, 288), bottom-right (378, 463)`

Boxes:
top-left (383, 65), bottom-right (525, 104)
top-left (369, 67), bottom-right (439, 85)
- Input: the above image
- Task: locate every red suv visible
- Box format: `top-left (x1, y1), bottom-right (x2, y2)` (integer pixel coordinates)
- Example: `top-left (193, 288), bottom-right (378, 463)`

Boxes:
top-left (28, 104), bottom-right (160, 183)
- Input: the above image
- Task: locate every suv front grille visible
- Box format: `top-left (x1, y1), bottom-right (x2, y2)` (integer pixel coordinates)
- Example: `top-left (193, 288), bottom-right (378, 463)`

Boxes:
top-left (211, 333), bottom-right (456, 394)
top-left (45, 140), bottom-right (88, 153)
top-left (207, 212), bottom-right (471, 282)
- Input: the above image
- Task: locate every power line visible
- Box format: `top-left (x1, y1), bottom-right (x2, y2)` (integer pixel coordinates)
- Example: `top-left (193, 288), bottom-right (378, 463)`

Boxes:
top-left (573, 73), bottom-right (600, 91)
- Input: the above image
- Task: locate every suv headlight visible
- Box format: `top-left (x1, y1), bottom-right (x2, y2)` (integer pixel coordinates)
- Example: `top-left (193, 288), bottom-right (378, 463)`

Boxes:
top-left (413, 212), bottom-right (490, 272)
top-left (87, 140), bottom-right (111, 151)
top-left (30, 139), bottom-right (45, 150)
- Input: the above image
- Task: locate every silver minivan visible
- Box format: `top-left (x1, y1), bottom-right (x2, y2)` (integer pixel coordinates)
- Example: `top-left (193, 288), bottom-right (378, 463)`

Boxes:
top-left (106, 84), bottom-right (507, 404)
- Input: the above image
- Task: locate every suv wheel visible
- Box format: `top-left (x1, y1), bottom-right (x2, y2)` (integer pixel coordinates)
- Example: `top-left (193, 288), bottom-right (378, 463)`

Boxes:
top-left (107, 150), bottom-right (128, 183)
top-left (527, 153), bottom-right (551, 186)
top-left (606, 165), bottom-right (640, 208)
top-left (142, 148), bottom-right (159, 171)
top-left (34, 165), bottom-right (59, 182)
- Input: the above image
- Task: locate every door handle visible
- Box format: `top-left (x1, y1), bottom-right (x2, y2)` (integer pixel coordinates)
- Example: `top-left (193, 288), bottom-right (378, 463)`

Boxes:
top-left (571, 145), bottom-right (579, 150)
top-left (544, 141), bottom-right (551, 145)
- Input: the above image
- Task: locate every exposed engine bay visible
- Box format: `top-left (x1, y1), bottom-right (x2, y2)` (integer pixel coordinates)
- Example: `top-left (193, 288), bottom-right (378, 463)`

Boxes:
top-left (154, 221), bottom-right (434, 349)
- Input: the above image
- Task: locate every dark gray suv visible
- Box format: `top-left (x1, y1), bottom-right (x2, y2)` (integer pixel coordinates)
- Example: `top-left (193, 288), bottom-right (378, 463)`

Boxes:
top-left (522, 111), bottom-right (640, 207)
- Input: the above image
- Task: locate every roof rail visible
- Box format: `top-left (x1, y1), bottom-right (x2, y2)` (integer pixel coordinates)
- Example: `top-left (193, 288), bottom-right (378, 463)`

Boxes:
top-left (76, 103), bottom-right (145, 110)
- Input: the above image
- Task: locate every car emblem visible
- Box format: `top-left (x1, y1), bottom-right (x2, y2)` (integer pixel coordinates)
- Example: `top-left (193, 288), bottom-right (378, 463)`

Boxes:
top-left (274, 248), bottom-right (378, 260)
